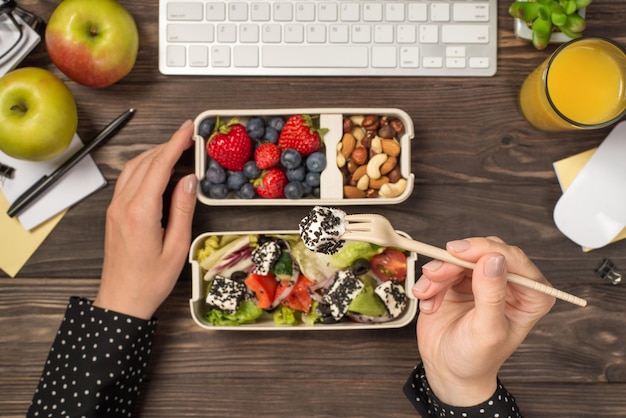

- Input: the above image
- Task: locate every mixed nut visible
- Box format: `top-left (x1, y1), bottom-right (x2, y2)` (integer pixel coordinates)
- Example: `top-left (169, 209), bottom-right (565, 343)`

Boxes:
top-left (338, 115), bottom-right (407, 199)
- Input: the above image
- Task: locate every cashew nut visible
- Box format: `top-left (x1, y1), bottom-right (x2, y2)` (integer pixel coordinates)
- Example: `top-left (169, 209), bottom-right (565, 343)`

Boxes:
top-left (356, 174), bottom-right (370, 191)
top-left (366, 153), bottom-right (388, 180)
top-left (336, 152), bottom-right (346, 168)
top-left (379, 179), bottom-right (407, 198)
top-left (370, 136), bottom-right (383, 154)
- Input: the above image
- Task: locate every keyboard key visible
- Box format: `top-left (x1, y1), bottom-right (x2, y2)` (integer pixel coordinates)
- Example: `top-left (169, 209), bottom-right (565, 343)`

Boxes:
top-left (442, 25), bottom-right (489, 44)
top-left (262, 46), bottom-right (368, 68)
top-left (469, 57), bottom-right (490, 68)
top-left (430, 3), bottom-right (450, 22)
top-left (206, 2), bottom-right (226, 21)
top-left (385, 3), bottom-right (405, 22)
top-left (400, 46), bottom-right (420, 68)
top-left (363, 3), bottom-right (383, 22)
top-left (318, 3), bottom-right (338, 22)
top-left (167, 45), bottom-right (186, 66)
top-left (284, 24), bottom-right (304, 43)
top-left (423, 56), bottom-right (443, 68)
top-left (228, 2), bottom-right (248, 21)
top-left (167, 2), bottom-right (202, 21)
top-left (211, 45), bottom-right (230, 67)
top-left (189, 45), bottom-right (208, 67)
top-left (419, 25), bottom-right (438, 44)
top-left (340, 3), bottom-right (360, 22)
top-left (274, 3), bottom-right (293, 21)
top-left (453, 3), bottom-right (490, 22)
top-left (296, 3), bottom-right (316, 22)
top-left (250, 3), bottom-right (270, 21)
top-left (167, 24), bottom-right (213, 42)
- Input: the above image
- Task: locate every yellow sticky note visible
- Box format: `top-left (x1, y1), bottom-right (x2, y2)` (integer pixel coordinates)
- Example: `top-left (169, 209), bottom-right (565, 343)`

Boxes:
top-left (0, 191), bottom-right (65, 277)
top-left (553, 148), bottom-right (626, 250)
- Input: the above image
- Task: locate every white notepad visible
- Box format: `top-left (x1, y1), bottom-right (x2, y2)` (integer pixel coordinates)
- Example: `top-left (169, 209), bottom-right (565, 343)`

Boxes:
top-left (0, 134), bottom-right (107, 230)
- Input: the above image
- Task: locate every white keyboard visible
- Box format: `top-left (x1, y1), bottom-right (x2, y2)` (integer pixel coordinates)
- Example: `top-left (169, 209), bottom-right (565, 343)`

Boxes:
top-left (159, 1), bottom-right (497, 77)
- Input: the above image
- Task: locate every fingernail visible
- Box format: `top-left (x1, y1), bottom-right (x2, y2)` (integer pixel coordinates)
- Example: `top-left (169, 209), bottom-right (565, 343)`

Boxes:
top-left (179, 119), bottom-right (193, 130)
top-left (422, 260), bottom-right (443, 272)
top-left (447, 239), bottom-right (471, 253)
top-left (419, 298), bottom-right (434, 312)
top-left (412, 277), bottom-right (431, 294)
top-left (182, 174), bottom-right (197, 195)
top-left (485, 255), bottom-right (505, 278)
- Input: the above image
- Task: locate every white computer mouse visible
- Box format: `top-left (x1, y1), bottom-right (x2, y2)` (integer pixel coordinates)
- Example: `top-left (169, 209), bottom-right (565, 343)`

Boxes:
top-left (553, 121), bottom-right (626, 249)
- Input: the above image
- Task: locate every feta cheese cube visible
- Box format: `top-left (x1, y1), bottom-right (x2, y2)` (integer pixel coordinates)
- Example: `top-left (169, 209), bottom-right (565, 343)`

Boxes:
top-left (375, 281), bottom-right (407, 318)
top-left (206, 276), bottom-right (247, 314)
top-left (323, 270), bottom-right (364, 320)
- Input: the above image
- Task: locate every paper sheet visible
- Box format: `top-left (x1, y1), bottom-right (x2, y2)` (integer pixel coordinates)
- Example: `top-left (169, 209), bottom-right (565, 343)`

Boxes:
top-left (553, 148), bottom-right (626, 251)
top-left (0, 192), bottom-right (64, 277)
top-left (0, 134), bottom-right (107, 231)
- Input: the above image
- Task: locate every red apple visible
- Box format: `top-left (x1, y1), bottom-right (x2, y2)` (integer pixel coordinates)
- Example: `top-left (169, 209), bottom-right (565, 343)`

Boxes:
top-left (45, 0), bottom-right (139, 88)
top-left (0, 67), bottom-right (77, 161)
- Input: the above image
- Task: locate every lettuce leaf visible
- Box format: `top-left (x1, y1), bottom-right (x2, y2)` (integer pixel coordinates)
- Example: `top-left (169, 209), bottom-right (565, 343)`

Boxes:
top-left (330, 242), bottom-right (383, 269)
top-left (272, 305), bottom-right (300, 325)
top-left (205, 300), bottom-right (263, 326)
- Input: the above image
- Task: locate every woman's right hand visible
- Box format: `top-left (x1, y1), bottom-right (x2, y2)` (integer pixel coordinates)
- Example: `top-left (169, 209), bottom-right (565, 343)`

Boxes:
top-left (411, 237), bottom-right (556, 406)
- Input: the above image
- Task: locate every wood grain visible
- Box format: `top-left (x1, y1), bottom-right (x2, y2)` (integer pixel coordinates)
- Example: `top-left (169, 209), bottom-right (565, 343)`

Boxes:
top-left (2, 0), bottom-right (626, 416)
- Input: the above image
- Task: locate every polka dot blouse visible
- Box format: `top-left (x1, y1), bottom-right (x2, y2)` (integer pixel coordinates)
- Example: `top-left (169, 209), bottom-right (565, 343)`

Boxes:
top-left (404, 363), bottom-right (523, 418)
top-left (27, 297), bottom-right (157, 418)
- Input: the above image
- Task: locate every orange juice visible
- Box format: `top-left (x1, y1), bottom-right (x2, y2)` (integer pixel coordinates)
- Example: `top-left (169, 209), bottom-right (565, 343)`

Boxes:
top-left (519, 38), bottom-right (626, 131)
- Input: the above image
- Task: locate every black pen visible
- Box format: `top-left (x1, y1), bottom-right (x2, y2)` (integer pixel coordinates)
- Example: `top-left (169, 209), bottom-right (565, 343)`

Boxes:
top-left (7, 108), bottom-right (135, 218)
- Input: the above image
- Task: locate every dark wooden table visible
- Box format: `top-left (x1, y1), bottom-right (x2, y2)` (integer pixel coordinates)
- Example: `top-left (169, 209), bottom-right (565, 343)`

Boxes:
top-left (2, 1), bottom-right (626, 416)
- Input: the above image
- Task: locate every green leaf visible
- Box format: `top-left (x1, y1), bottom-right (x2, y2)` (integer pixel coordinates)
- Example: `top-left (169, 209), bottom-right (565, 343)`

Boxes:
top-left (562, 13), bottom-right (587, 32)
top-left (509, 2), bottom-right (542, 21)
top-left (532, 17), bottom-right (553, 50)
top-left (551, 12), bottom-right (567, 26)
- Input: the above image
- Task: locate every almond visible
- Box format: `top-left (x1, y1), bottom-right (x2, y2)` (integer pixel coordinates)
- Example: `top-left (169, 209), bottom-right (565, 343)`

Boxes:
top-left (343, 185), bottom-right (367, 198)
top-left (369, 176), bottom-right (390, 189)
top-left (341, 133), bottom-right (356, 158)
top-left (380, 156), bottom-right (397, 175)
top-left (381, 139), bottom-right (401, 157)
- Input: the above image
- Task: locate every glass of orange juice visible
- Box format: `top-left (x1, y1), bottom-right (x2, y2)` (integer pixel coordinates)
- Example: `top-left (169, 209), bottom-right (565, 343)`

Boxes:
top-left (519, 37), bottom-right (626, 131)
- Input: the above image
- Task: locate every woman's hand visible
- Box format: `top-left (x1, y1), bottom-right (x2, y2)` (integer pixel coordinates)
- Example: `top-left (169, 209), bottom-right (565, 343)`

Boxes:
top-left (411, 237), bottom-right (555, 406)
top-left (94, 120), bottom-right (197, 320)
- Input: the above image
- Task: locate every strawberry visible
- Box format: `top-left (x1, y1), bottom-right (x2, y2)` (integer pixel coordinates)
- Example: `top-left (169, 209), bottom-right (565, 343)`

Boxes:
top-left (206, 118), bottom-right (252, 171)
top-left (254, 167), bottom-right (287, 198)
top-left (278, 114), bottom-right (327, 157)
top-left (254, 143), bottom-right (281, 169)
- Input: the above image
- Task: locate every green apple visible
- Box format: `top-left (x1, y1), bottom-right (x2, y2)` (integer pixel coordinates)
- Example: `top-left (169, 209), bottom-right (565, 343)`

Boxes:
top-left (0, 67), bottom-right (78, 161)
top-left (45, 0), bottom-right (139, 88)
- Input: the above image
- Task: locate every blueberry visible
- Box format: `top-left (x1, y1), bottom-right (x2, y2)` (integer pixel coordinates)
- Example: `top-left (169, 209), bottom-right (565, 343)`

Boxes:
top-left (306, 152), bottom-right (326, 172)
top-left (227, 171), bottom-right (248, 191)
top-left (236, 182), bottom-right (256, 199)
top-left (246, 117), bottom-right (265, 140)
top-left (312, 186), bottom-right (321, 198)
top-left (301, 182), bottom-right (312, 197)
top-left (208, 183), bottom-right (229, 199)
top-left (305, 171), bottom-right (320, 187)
top-left (286, 166), bottom-right (306, 182)
top-left (200, 177), bottom-right (214, 195)
top-left (243, 160), bottom-right (261, 179)
top-left (205, 165), bottom-right (226, 184)
top-left (280, 148), bottom-right (302, 169)
top-left (284, 181), bottom-right (304, 199)
top-left (263, 126), bottom-right (279, 144)
top-left (198, 118), bottom-right (216, 139)
top-left (268, 116), bottom-right (285, 132)
top-left (208, 158), bottom-right (221, 169)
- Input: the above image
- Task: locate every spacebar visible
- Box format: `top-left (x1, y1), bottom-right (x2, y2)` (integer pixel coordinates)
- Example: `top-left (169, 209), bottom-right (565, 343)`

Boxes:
top-left (262, 46), bottom-right (369, 68)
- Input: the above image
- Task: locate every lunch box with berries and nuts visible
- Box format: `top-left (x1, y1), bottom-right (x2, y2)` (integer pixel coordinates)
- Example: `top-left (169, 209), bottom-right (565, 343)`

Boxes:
top-left (192, 108), bottom-right (415, 206)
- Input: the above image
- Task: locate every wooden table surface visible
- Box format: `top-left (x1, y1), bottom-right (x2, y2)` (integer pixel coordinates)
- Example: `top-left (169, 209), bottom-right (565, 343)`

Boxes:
top-left (3, 1), bottom-right (626, 417)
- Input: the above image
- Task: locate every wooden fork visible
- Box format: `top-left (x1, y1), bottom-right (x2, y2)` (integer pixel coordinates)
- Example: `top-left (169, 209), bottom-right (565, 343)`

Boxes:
top-left (341, 214), bottom-right (588, 307)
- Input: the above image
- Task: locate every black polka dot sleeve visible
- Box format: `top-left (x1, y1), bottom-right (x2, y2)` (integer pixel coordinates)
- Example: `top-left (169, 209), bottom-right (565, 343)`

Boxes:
top-left (403, 363), bottom-right (523, 418)
top-left (27, 297), bottom-right (158, 418)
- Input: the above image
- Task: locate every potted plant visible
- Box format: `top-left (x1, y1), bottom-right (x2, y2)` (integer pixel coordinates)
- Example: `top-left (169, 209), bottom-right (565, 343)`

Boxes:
top-left (510, 0), bottom-right (591, 50)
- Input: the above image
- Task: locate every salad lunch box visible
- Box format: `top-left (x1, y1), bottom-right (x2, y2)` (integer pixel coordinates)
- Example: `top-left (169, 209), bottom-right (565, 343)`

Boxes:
top-left (188, 230), bottom-right (418, 331)
top-left (192, 108), bottom-right (415, 206)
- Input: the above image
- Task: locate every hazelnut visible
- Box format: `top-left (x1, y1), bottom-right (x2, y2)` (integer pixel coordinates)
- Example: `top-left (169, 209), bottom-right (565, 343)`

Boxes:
top-left (351, 146), bottom-right (368, 165)
top-left (361, 115), bottom-right (380, 131)
top-left (343, 118), bottom-right (353, 133)
top-left (390, 118), bottom-right (405, 135)
top-left (387, 166), bottom-right (402, 183)
top-left (378, 124), bottom-right (396, 139)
